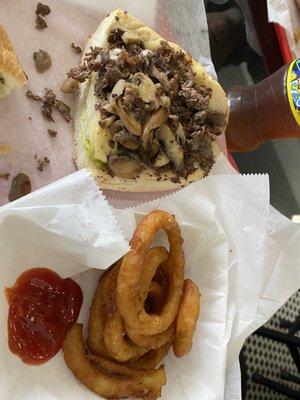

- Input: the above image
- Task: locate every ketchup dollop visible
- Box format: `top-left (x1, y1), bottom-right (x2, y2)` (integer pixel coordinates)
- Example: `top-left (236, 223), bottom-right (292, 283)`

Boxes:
top-left (5, 267), bottom-right (83, 365)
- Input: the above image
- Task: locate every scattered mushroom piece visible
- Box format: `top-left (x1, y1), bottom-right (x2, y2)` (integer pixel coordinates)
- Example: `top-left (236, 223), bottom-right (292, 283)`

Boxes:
top-left (108, 119), bottom-right (123, 135)
top-left (9, 173), bottom-right (31, 202)
top-left (111, 79), bottom-right (126, 98)
top-left (114, 131), bottom-right (139, 150)
top-left (154, 151), bottom-right (170, 168)
top-left (33, 50), bottom-right (52, 73)
top-left (113, 98), bottom-right (141, 135)
top-left (149, 65), bottom-right (170, 92)
top-left (156, 124), bottom-right (184, 170)
top-left (99, 115), bottom-right (116, 128)
top-left (61, 77), bottom-right (79, 94)
top-left (133, 72), bottom-right (160, 107)
top-left (176, 123), bottom-right (186, 145)
top-left (141, 108), bottom-right (168, 149)
top-left (108, 155), bottom-right (142, 178)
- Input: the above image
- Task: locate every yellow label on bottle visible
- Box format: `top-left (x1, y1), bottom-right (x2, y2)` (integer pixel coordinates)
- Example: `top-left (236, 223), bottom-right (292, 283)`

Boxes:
top-left (287, 59), bottom-right (300, 126)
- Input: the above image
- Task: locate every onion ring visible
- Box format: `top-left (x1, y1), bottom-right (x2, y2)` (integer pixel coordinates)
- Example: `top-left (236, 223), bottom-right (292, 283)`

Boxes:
top-left (87, 270), bottom-right (112, 359)
top-left (173, 279), bottom-right (200, 358)
top-left (117, 210), bottom-right (184, 335)
top-left (63, 324), bottom-right (166, 400)
top-left (89, 352), bottom-right (147, 378)
top-left (102, 264), bottom-right (148, 362)
top-left (128, 341), bottom-right (172, 370)
top-left (145, 281), bottom-right (165, 314)
top-left (125, 246), bottom-right (174, 349)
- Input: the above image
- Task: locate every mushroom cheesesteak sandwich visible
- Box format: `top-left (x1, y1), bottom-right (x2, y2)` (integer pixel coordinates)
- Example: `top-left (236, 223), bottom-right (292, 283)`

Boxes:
top-left (71, 9), bottom-right (228, 191)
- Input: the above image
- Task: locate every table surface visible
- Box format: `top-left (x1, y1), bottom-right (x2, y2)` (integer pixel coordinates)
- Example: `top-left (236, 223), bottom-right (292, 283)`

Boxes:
top-left (205, 0), bottom-right (300, 220)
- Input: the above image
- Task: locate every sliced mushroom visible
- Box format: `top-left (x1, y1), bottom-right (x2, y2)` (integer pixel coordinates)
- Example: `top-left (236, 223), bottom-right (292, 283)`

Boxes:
top-left (114, 131), bottom-right (139, 150)
top-left (9, 173), bottom-right (31, 202)
top-left (149, 65), bottom-right (170, 92)
top-left (108, 155), bottom-right (142, 178)
top-left (99, 115), bottom-right (116, 128)
top-left (33, 49), bottom-right (52, 73)
top-left (160, 95), bottom-right (171, 109)
top-left (148, 137), bottom-right (160, 160)
top-left (112, 79), bottom-right (126, 98)
top-left (141, 108), bottom-right (168, 149)
top-left (133, 72), bottom-right (160, 107)
top-left (148, 108), bottom-right (168, 130)
top-left (101, 101), bottom-right (116, 114)
top-left (108, 119), bottom-right (123, 135)
top-left (156, 124), bottom-right (184, 170)
top-left (153, 151), bottom-right (170, 168)
top-left (61, 77), bottom-right (79, 94)
top-left (176, 123), bottom-right (186, 145)
top-left (113, 98), bottom-right (141, 135)
top-left (122, 31), bottom-right (142, 44)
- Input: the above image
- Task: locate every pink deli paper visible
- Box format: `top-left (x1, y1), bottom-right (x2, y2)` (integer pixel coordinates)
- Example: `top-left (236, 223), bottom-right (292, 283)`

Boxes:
top-left (0, 0), bottom-right (226, 206)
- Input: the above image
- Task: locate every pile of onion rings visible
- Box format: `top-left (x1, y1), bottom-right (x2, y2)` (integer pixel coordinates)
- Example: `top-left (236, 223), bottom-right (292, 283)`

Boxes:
top-left (63, 210), bottom-right (200, 400)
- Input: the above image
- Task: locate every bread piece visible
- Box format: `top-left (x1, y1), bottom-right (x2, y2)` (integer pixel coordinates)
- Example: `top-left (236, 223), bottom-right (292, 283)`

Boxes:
top-left (73, 9), bottom-right (228, 192)
top-left (0, 25), bottom-right (27, 98)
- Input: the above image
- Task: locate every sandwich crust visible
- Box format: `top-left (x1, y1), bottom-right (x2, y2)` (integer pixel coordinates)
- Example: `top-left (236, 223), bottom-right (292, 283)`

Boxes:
top-left (0, 25), bottom-right (27, 98)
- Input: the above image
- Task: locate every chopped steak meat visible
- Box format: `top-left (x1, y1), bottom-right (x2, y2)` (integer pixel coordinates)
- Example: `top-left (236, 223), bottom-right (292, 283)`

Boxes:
top-left (35, 15), bottom-right (47, 30)
top-left (0, 172), bottom-right (10, 180)
top-left (48, 129), bottom-right (57, 137)
top-left (26, 89), bottom-right (71, 123)
top-left (71, 43), bottom-right (82, 54)
top-left (36, 2), bottom-right (51, 16)
top-left (37, 156), bottom-right (50, 172)
top-left (26, 90), bottom-right (42, 102)
top-left (68, 29), bottom-right (226, 178)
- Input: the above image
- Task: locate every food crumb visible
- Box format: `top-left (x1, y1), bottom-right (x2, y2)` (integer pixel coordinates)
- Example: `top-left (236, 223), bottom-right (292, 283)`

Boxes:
top-left (26, 88), bottom-right (71, 123)
top-left (9, 173), bottom-right (31, 201)
top-left (0, 144), bottom-right (12, 156)
top-left (36, 2), bottom-right (51, 16)
top-left (0, 172), bottom-right (10, 180)
top-left (37, 156), bottom-right (50, 171)
top-left (33, 49), bottom-right (52, 73)
top-left (34, 154), bottom-right (37, 159)
top-left (48, 129), bottom-right (57, 137)
top-left (115, 16), bottom-right (119, 21)
top-left (71, 42), bottom-right (82, 54)
top-left (35, 15), bottom-right (47, 30)
top-left (28, 116), bottom-right (32, 120)
top-left (171, 176), bottom-right (180, 184)
top-left (35, 2), bottom-right (51, 30)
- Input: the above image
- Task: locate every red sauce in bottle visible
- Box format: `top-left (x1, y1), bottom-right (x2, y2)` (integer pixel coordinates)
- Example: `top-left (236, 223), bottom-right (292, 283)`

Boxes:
top-left (5, 267), bottom-right (83, 365)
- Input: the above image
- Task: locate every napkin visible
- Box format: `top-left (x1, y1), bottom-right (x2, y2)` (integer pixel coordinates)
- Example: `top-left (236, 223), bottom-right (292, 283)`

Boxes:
top-left (267, 0), bottom-right (300, 57)
top-left (1, 154), bottom-right (299, 400)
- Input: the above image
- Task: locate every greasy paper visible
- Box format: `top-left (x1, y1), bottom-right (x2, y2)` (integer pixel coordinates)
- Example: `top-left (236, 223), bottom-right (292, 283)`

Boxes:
top-left (1, 155), bottom-right (300, 400)
top-left (0, 0), bottom-right (225, 206)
